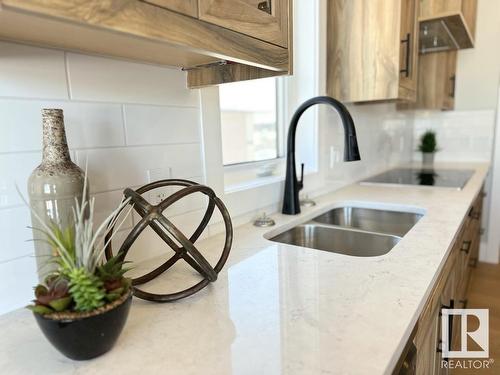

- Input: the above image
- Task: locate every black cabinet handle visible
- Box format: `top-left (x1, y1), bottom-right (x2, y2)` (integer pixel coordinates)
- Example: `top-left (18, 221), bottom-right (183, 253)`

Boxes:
top-left (449, 75), bottom-right (456, 98)
top-left (469, 257), bottom-right (478, 268)
top-left (400, 33), bottom-right (411, 77)
top-left (461, 240), bottom-right (472, 254)
top-left (438, 300), bottom-right (455, 358)
top-left (257, 0), bottom-right (272, 14)
top-left (468, 207), bottom-right (474, 217)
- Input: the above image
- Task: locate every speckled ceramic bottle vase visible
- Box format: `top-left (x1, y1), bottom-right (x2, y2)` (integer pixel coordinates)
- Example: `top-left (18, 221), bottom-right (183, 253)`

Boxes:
top-left (28, 109), bottom-right (86, 281)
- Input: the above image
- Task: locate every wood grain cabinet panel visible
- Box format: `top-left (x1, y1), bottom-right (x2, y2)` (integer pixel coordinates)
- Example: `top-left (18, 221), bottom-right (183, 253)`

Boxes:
top-left (327, 0), bottom-right (419, 103)
top-left (143, 0), bottom-right (198, 17)
top-left (0, 0), bottom-right (292, 88)
top-left (419, 0), bottom-right (477, 52)
top-left (399, 50), bottom-right (457, 110)
top-left (198, 0), bottom-right (288, 47)
top-left (416, 302), bottom-right (440, 375)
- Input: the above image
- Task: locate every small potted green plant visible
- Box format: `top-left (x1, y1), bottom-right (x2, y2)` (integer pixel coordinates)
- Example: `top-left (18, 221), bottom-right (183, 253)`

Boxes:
top-left (418, 130), bottom-right (439, 168)
top-left (19, 178), bottom-right (134, 360)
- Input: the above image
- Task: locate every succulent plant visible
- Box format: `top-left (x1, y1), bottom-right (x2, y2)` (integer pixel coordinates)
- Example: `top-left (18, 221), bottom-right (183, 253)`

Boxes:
top-left (96, 255), bottom-right (132, 302)
top-left (19, 167), bottom-right (134, 316)
top-left (418, 130), bottom-right (439, 153)
top-left (28, 277), bottom-right (72, 315)
top-left (67, 268), bottom-right (106, 312)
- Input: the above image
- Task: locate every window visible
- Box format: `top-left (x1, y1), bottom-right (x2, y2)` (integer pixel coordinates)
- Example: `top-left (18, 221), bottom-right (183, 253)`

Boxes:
top-left (219, 78), bottom-right (281, 166)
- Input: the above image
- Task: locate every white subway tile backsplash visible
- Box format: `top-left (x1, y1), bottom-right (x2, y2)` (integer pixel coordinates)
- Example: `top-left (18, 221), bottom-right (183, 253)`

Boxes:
top-left (0, 41), bottom-right (68, 99)
top-left (0, 100), bottom-right (43, 153)
top-left (93, 190), bottom-right (133, 232)
top-left (412, 110), bottom-right (495, 162)
top-left (0, 207), bottom-right (34, 263)
top-left (0, 256), bottom-right (38, 315)
top-left (75, 144), bottom-right (203, 193)
top-left (59, 102), bottom-right (126, 149)
top-left (124, 105), bottom-right (200, 145)
top-left (0, 100), bottom-right (125, 152)
top-left (66, 53), bottom-right (199, 106)
top-left (0, 152), bottom-right (40, 209)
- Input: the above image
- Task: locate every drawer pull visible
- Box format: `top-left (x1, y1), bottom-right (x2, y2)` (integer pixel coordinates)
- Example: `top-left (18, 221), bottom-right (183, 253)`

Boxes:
top-left (438, 300), bottom-right (455, 358)
top-left (469, 257), bottom-right (478, 268)
top-left (257, 0), bottom-right (272, 14)
top-left (472, 212), bottom-right (481, 220)
top-left (400, 33), bottom-right (411, 77)
top-left (461, 240), bottom-right (471, 253)
top-left (449, 75), bottom-right (456, 98)
top-left (468, 207), bottom-right (474, 217)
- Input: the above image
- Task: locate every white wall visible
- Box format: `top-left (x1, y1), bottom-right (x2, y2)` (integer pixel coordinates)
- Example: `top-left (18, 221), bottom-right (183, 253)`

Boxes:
top-left (486, 87), bottom-right (500, 263)
top-left (455, 0), bottom-right (500, 111)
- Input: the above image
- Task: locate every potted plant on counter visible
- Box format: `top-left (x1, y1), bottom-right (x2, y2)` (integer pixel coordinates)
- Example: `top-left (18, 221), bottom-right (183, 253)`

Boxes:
top-left (418, 130), bottom-right (439, 168)
top-left (20, 179), bottom-right (134, 361)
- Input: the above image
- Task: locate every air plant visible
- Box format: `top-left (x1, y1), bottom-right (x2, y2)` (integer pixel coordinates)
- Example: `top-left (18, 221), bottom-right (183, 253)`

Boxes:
top-left (19, 168), bottom-right (134, 314)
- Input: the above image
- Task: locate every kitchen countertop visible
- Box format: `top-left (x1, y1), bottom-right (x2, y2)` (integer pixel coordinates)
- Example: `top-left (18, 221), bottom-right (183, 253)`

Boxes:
top-left (0, 162), bottom-right (489, 375)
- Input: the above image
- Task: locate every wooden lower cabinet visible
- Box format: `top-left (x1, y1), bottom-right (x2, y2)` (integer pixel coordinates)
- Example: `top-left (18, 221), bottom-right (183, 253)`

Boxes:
top-left (404, 188), bottom-right (483, 374)
top-left (416, 301), bottom-right (440, 374)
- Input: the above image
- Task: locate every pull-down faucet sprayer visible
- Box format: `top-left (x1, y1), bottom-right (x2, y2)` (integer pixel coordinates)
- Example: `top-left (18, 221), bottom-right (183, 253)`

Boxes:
top-left (282, 96), bottom-right (361, 215)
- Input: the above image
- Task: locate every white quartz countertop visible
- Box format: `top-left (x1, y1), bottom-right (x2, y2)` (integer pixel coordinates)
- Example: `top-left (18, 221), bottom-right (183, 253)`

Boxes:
top-left (0, 163), bottom-right (489, 375)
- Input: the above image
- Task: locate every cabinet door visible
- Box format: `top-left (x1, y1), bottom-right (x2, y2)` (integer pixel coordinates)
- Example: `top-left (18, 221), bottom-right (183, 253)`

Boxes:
top-left (144, 0), bottom-right (198, 17)
top-left (417, 304), bottom-right (440, 375)
top-left (437, 272), bottom-right (456, 375)
top-left (399, 0), bottom-right (419, 95)
top-left (198, 0), bottom-right (288, 47)
top-left (411, 51), bottom-right (457, 110)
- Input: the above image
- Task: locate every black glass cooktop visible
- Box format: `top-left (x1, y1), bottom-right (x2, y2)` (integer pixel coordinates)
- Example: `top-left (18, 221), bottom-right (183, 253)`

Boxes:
top-left (361, 168), bottom-right (474, 189)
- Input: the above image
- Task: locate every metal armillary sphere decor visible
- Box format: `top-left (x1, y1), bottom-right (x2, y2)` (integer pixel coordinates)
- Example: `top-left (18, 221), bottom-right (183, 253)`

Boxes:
top-left (105, 179), bottom-right (233, 302)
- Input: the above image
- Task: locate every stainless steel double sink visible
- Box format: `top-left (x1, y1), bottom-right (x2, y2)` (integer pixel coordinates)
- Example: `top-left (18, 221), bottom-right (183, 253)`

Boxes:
top-left (269, 206), bottom-right (423, 257)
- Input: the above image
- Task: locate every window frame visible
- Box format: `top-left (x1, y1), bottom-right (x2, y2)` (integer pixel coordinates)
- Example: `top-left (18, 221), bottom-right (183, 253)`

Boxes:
top-left (221, 77), bottom-right (288, 192)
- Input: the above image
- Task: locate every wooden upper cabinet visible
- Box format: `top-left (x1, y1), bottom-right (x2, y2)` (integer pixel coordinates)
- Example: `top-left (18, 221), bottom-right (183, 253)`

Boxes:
top-left (143, 0), bottom-right (198, 18)
top-left (399, 50), bottom-right (457, 110)
top-left (0, 0), bottom-right (292, 88)
top-left (198, 0), bottom-right (289, 47)
top-left (327, 0), bottom-right (419, 103)
top-left (419, 0), bottom-right (477, 53)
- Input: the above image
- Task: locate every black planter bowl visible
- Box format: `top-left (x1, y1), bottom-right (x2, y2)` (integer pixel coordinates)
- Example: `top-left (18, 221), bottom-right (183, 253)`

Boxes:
top-left (34, 291), bottom-right (133, 360)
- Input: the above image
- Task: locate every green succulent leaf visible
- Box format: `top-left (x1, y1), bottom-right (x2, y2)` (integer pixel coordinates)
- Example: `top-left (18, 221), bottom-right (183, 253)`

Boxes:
top-left (27, 305), bottom-right (54, 315)
top-left (97, 254), bottom-right (131, 282)
top-left (48, 296), bottom-right (73, 312)
top-left (68, 268), bottom-right (106, 312)
top-left (34, 285), bottom-right (48, 299)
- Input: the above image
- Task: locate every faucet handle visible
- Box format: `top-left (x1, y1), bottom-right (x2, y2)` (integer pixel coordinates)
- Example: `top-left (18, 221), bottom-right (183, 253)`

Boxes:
top-left (298, 163), bottom-right (304, 190)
